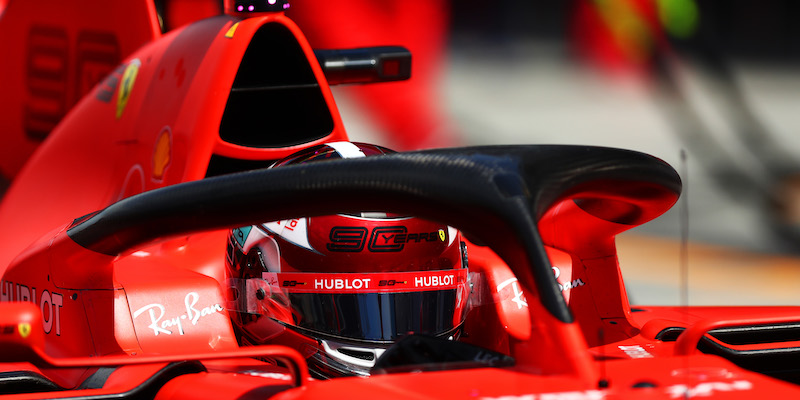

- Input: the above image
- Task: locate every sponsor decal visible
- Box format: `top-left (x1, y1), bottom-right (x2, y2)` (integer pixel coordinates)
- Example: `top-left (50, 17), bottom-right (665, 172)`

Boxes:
top-left (481, 390), bottom-right (605, 400)
top-left (266, 269), bottom-right (468, 294)
top-left (278, 219), bottom-right (300, 232)
top-left (116, 58), bottom-right (141, 119)
top-left (152, 127), bottom-right (172, 181)
top-left (618, 345), bottom-right (653, 359)
top-left (327, 226), bottom-right (368, 252)
top-left (478, 380), bottom-right (753, 400)
top-left (666, 380), bottom-right (752, 399)
top-left (329, 226), bottom-right (446, 253)
top-left (263, 219), bottom-right (313, 251)
top-left (132, 292), bottom-right (224, 336)
top-left (1, 280), bottom-right (64, 336)
top-left (415, 274), bottom-right (457, 288)
top-left (262, 273), bottom-right (279, 287)
top-left (496, 278), bottom-right (527, 309)
top-left (552, 267), bottom-right (586, 292)
top-left (240, 370), bottom-right (292, 381)
top-left (224, 22), bottom-right (240, 39)
top-left (0, 323), bottom-right (32, 339)
top-left (379, 279), bottom-right (408, 287)
top-left (368, 226), bottom-right (406, 252)
top-left (558, 279), bottom-right (586, 291)
top-left (492, 269), bottom-right (586, 309)
top-left (18, 323), bottom-right (31, 339)
top-left (315, 278), bottom-right (371, 290)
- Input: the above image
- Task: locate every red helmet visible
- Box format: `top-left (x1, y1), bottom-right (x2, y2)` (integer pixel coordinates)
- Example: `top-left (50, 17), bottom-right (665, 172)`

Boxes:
top-left (225, 142), bottom-right (470, 378)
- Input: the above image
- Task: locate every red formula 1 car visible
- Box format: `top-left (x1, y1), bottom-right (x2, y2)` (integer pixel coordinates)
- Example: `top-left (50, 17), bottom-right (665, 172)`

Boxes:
top-left (2, 1), bottom-right (800, 400)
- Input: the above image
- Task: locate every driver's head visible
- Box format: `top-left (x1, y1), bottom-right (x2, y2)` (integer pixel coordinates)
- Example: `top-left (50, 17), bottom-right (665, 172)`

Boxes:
top-left (225, 142), bottom-right (470, 378)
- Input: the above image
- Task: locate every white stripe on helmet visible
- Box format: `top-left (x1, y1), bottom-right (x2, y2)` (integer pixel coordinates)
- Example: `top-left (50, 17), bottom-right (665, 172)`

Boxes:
top-left (328, 141), bottom-right (367, 158)
top-left (262, 218), bottom-right (314, 253)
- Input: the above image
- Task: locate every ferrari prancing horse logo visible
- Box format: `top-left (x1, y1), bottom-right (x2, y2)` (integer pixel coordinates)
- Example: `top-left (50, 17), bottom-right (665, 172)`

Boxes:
top-left (18, 323), bottom-right (31, 339)
top-left (116, 59), bottom-right (141, 119)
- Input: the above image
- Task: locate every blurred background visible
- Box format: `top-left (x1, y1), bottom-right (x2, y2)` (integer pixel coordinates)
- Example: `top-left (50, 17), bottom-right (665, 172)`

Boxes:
top-left (299, 0), bottom-right (800, 305)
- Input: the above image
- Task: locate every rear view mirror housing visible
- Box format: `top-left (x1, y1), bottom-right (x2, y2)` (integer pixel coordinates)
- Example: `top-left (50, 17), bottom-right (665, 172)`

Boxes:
top-left (315, 46), bottom-right (412, 85)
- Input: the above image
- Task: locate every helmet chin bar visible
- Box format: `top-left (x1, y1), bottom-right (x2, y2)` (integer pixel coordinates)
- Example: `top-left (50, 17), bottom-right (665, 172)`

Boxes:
top-left (318, 339), bottom-right (387, 375)
top-left (308, 324), bottom-right (464, 378)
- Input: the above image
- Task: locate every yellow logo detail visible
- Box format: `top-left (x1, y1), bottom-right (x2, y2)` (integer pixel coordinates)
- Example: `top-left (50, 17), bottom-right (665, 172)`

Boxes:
top-left (116, 59), bottom-right (141, 119)
top-left (152, 128), bottom-right (172, 180)
top-left (438, 229), bottom-right (446, 242)
top-left (18, 323), bottom-right (31, 339)
top-left (225, 22), bottom-right (240, 39)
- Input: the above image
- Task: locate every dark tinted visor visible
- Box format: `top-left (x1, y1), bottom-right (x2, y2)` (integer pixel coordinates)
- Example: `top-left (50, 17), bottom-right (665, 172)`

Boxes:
top-left (265, 269), bottom-right (469, 342)
top-left (289, 289), bottom-right (463, 341)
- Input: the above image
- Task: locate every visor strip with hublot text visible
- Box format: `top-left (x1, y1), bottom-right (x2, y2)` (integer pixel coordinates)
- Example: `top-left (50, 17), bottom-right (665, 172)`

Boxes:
top-left (263, 269), bottom-right (469, 294)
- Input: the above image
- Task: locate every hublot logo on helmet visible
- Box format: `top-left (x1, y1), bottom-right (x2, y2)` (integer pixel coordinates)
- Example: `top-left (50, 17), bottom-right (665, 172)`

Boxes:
top-left (328, 226), bottom-right (446, 253)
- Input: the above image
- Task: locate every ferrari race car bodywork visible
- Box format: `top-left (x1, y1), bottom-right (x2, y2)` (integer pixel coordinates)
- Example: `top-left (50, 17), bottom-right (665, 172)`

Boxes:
top-left (2, 1), bottom-right (800, 400)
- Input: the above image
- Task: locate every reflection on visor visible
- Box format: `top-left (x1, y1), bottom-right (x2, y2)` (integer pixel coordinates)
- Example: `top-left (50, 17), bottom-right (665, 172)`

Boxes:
top-left (291, 290), bottom-right (463, 341)
top-left (228, 269), bottom-right (470, 342)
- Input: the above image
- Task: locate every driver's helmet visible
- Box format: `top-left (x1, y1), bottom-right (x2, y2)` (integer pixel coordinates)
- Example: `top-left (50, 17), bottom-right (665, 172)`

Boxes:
top-left (225, 142), bottom-right (470, 378)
